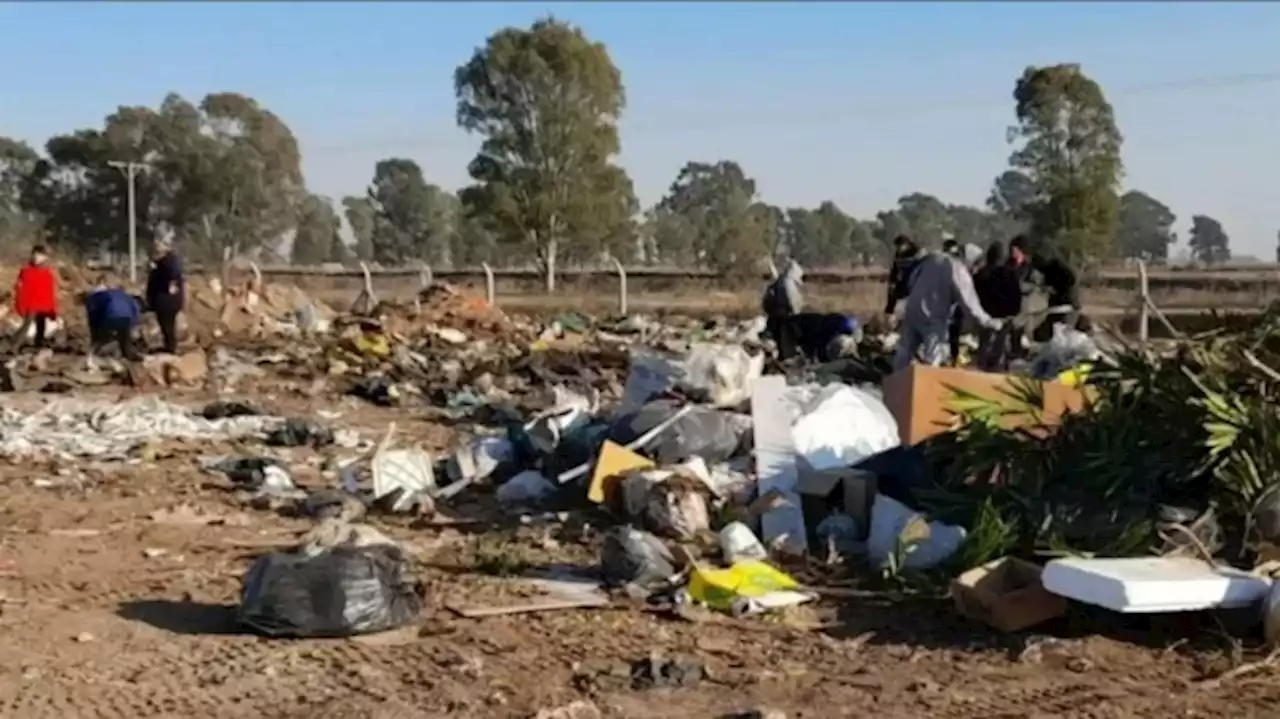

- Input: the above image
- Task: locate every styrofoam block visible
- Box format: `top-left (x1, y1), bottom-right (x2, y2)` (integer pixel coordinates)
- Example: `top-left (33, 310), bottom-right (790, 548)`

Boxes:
top-left (1042, 556), bottom-right (1272, 613)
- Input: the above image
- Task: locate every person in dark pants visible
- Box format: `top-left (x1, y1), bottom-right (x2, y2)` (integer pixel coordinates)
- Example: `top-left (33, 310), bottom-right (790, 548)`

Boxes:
top-left (762, 259), bottom-right (804, 361)
top-left (84, 279), bottom-right (143, 360)
top-left (12, 244), bottom-right (59, 351)
top-left (145, 240), bottom-right (185, 354)
top-left (1008, 236), bottom-right (1088, 343)
top-left (972, 241), bottom-right (1024, 371)
top-left (941, 239), bottom-right (964, 365)
top-left (883, 235), bottom-right (923, 318)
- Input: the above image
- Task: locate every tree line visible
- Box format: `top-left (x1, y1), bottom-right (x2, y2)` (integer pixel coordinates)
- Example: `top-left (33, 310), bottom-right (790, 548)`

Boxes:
top-left (0, 17), bottom-right (1245, 287)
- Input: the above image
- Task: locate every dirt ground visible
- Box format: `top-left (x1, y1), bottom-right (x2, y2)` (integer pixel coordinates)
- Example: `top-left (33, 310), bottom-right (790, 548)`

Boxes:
top-left (2, 386), bottom-right (1279, 719)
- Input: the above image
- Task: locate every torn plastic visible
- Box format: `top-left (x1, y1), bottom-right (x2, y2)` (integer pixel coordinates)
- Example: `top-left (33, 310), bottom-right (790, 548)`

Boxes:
top-left (618, 352), bottom-right (681, 416)
top-left (678, 343), bottom-right (765, 408)
top-left (1029, 323), bottom-right (1101, 379)
top-left (266, 419), bottom-right (335, 448)
top-left (620, 470), bottom-right (711, 541)
top-left (0, 397), bottom-right (277, 460)
top-left (787, 384), bottom-right (900, 471)
top-left (866, 494), bottom-right (966, 571)
top-left (371, 447), bottom-right (436, 514)
top-left (719, 522), bottom-right (768, 563)
top-left (609, 400), bottom-right (750, 466)
top-left (447, 435), bottom-right (516, 482)
top-left (237, 543), bottom-right (422, 638)
top-left (599, 526), bottom-right (677, 590)
top-left (496, 470), bottom-right (557, 505)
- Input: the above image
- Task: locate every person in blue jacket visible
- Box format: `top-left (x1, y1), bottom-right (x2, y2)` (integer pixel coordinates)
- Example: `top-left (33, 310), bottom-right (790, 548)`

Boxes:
top-left (84, 278), bottom-right (142, 360)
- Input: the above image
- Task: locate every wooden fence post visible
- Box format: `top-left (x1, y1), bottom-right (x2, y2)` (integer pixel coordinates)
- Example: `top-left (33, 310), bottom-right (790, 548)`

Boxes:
top-left (611, 258), bottom-right (628, 316)
top-left (481, 263), bottom-right (496, 306)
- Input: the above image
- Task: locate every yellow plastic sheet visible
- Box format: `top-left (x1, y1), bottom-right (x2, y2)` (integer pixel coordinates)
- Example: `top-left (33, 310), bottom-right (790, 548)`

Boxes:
top-left (686, 560), bottom-right (802, 612)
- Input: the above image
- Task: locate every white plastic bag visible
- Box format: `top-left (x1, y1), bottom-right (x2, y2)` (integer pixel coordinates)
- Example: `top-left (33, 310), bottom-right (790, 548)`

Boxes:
top-left (867, 494), bottom-right (965, 571)
top-left (787, 384), bottom-right (900, 471)
top-left (1030, 324), bottom-right (1100, 379)
top-left (679, 344), bottom-right (764, 408)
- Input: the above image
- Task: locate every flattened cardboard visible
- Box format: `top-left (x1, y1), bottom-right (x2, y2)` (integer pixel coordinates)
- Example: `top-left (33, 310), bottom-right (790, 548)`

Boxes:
top-left (587, 440), bottom-right (654, 504)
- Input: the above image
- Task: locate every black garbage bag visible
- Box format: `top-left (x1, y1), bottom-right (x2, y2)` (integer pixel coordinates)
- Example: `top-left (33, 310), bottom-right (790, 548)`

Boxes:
top-left (348, 376), bottom-right (400, 407)
top-left (211, 456), bottom-right (281, 490)
top-left (609, 400), bottom-right (749, 466)
top-left (237, 544), bottom-right (422, 638)
top-left (266, 419), bottom-right (335, 448)
top-left (202, 401), bottom-right (261, 420)
top-left (600, 526), bottom-right (676, 589)
top-left (853, 445), bottom-right (929, 507)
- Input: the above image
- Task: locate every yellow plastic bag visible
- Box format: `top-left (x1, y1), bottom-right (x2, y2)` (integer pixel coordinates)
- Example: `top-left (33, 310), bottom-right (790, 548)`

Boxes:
top-left (355, 333), bottom-right (392, 358)
top-left (1058, 362), bottom-right (1093, 388)
top-left (686, 560), bottom-right (802, 612)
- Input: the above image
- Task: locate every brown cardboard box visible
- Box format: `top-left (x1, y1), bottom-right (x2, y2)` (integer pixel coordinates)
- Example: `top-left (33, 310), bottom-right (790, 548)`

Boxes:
top-left (951, 557), bottom-right (1067, 633)
top-left (881, 364), bottom-right (1089, 445)
top-left (797, 463), bottom-right (877, 541)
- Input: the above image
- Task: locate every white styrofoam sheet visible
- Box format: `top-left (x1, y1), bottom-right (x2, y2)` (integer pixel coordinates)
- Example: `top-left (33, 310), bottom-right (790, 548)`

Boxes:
top-left (1042, 556), bottom-right (1272, 613)
top-left (752, 375), bottom-right (806, 554)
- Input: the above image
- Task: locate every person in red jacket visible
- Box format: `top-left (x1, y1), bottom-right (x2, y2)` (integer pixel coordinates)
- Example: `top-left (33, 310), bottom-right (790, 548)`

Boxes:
top-left (13, 245), bottom-right (59, 350)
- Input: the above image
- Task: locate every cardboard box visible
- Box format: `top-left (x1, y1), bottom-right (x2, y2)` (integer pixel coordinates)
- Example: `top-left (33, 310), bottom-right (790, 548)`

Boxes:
top-left (881, 364), bottom-right (1089, 445)
top-left (796, 462), bottom-right (877, 541)
top-left (951, 557), bottom-right (1067, 633)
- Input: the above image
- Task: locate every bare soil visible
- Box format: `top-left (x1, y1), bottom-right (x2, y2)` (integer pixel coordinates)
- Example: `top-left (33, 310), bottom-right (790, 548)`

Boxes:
top-left (1, 387), bottom-right (1278, 719)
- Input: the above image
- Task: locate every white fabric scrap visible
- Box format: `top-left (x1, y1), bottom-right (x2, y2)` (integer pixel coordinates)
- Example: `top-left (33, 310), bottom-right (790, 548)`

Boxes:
top-left (0, 396), bottom-right (279, 460)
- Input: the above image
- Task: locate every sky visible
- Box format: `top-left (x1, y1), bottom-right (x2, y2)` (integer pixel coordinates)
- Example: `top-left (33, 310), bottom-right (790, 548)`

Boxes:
top-left (1, 2), bottom-right (1278, 258)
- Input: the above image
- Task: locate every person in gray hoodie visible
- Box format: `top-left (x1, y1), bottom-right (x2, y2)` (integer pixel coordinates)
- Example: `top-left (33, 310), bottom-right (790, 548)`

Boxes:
top-left (762, 259), bottom-right (804, 360)
top-left (893, 243), bottom-right (1003, 370)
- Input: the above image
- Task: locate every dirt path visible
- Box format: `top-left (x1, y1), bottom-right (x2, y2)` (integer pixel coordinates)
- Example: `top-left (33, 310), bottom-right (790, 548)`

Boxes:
top-left (0, 394), bottom-right (1275, 718)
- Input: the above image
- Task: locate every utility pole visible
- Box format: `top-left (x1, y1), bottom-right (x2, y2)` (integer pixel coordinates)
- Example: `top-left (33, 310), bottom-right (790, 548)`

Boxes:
top-left (107, 160), bottom-right (148, 283)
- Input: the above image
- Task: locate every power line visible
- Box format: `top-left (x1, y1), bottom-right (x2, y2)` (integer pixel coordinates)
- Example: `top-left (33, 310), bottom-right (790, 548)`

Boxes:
top-left (301, 69), bottom-right (1280, 156)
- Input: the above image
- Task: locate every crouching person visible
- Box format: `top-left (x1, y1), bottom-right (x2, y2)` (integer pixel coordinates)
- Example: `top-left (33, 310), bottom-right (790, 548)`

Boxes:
top-left (791, 312), bottom-right (862, 362)
top-left (85, 278), bottom-right (142, 361)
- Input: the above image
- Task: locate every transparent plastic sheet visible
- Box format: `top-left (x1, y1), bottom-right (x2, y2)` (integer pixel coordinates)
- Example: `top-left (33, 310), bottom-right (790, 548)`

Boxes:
top-left (237, 544), bottom-right (422, 638)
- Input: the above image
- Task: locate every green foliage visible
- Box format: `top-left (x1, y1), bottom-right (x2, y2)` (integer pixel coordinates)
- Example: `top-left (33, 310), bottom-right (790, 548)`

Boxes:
top-left (291, 194), bottom-right (345, 265)
top-left (916, 308), bottom-right (1280, 572)
top-left (655, 160), bottom-right (773, 274)
top-left (453, 16), bottom-right (638, 290)
top-left (1188, 214), bottom-right (1230, 265)
top-left (1117, 190), bottom-right (1177, 262)
top-left (14, 92), bottom-right (305, 263)
top-left (1007, 63), bottom-right (1124, 262)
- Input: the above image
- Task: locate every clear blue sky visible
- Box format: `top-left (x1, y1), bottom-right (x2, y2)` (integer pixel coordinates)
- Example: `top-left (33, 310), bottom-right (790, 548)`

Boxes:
top-left (2, 2), bottom-right (1278, 258)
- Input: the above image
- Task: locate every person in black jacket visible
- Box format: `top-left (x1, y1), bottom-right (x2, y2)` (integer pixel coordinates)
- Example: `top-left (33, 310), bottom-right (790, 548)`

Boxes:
top-left (972, 241), bottom-right (1024, 370)
top-left (145, 240), bottom-right (185, 353)
top-left (883, 235), bottom-right (923, 317)
top-left (1008, 236), bottom-right (1089, 343)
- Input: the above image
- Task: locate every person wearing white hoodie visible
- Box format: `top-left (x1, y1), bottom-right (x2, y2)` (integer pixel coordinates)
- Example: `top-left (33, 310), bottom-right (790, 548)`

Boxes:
top-left (762, 259), bottom-right (804, 360)
top-left (893, 244), bottom-right (1003, 370)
